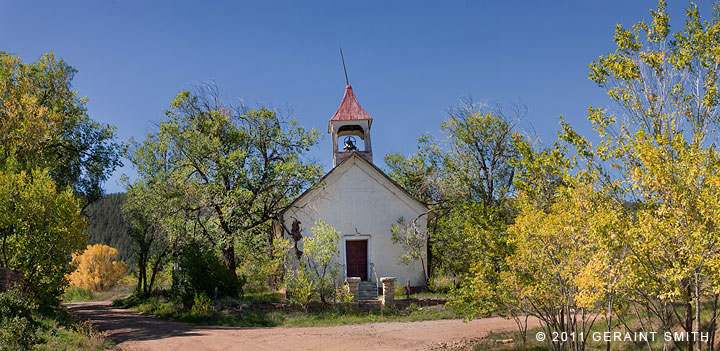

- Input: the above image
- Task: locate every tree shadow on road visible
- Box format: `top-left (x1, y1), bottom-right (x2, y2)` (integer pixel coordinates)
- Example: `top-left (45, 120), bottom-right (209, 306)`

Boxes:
top-left (65, 302), bottom-right (267, 344)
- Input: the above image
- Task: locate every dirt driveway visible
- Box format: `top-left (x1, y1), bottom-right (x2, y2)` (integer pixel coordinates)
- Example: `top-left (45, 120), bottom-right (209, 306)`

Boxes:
top-left (66, 301), bottom-right (539, 351)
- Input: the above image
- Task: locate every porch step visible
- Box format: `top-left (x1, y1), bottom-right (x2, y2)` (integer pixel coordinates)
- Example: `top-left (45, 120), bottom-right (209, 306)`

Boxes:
top-left (357, 281), bottom-right (378, 301)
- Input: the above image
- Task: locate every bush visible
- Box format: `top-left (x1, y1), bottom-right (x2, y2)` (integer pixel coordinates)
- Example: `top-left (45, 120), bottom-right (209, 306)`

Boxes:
top-left (0, 288), bottom-right (37, 350)
top-left (336, 285), bottom-right (354, 304)
top-left (190, 293), bottom-right (213, 316)
top-left (394, 285), bottom-right (408, 298)
top-left (172, 241), bottom-right (244, 308)
top-left (428, 275), bottom-right (455, 293)
top-left (285, 264), bottom-right (315, 311)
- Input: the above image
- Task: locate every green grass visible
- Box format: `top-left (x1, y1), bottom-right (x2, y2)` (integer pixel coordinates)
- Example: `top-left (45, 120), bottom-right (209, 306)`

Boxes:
top-left (214, 291), bottom-right (284, 305)
top-left (113, 295), bottom-right (460, 328)
top-left (113, 295), bottom-right (284, 327)
top-left (33, 306), bottom-right (114, 351)
top-left (62, 286), bottom-right (95, 303)
top-left (62, 283), bottom-right (134, 303)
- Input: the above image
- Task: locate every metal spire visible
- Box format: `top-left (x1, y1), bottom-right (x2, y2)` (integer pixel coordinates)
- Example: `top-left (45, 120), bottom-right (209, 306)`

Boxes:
top-left (340, 47), bottom-right (349, 86)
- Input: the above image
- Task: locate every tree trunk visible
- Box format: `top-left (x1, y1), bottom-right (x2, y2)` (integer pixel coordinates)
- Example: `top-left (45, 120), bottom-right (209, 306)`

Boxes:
top-left (607, 294), bottom-right (613, 351)
top-left (695, 273), bottom-right (701, 351)
top-left (222, 244), bottom-right (237, 278)
top-left (137, 251), bottom-right (148, 295)
top-left (686, 284), bottom-right (694, 351)
top-left (710, 294), bottom-right (718, 351)
top-left (148, 249), bottom-right (168, 293)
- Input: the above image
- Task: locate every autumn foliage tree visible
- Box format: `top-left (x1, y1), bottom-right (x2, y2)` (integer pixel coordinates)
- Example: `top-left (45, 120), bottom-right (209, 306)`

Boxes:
top-left (68, 244), bottom-right (128, 292)
top-left (570, 2), bottom-right (720, 349)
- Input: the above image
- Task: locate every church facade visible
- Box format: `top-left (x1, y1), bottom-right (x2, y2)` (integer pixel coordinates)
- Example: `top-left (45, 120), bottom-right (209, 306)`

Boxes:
top-left (275, 84), bottom-right (430, 296)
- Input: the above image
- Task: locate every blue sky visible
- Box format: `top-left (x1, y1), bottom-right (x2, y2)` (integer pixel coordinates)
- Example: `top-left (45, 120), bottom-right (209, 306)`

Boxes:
top-left (0, 0), bottom-right (703, 193)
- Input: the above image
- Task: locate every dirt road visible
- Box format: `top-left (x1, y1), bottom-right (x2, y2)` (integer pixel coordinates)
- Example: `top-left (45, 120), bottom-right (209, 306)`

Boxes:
top-left (66, 301), bottom-right (539, 351)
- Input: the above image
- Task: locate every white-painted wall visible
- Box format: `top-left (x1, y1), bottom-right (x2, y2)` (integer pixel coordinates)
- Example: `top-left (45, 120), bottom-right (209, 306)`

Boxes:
top-left (281, 154), bottom-right (428, 287)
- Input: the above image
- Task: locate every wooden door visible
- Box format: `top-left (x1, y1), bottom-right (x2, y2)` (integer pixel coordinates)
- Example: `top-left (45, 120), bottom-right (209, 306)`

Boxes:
top-left (345, 240), bottom-right (368, 280)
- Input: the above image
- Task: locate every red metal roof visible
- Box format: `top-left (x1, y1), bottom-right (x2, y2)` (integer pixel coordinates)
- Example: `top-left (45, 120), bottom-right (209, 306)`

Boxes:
top-left (330, 84), bottom-right (372, 123)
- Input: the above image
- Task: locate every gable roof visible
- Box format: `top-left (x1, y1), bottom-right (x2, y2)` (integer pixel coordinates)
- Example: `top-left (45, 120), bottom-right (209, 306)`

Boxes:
top-left (280, 152), bottom-right (428, 217)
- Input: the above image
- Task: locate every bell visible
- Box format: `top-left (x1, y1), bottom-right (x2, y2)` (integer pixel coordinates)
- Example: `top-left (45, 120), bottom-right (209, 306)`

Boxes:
top-left (344, 137), bottom-right (357, 151)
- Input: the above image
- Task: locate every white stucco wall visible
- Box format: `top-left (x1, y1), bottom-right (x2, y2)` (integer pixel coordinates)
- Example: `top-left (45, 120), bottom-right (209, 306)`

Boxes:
top-left (281, 155), bottom-right (428, 287)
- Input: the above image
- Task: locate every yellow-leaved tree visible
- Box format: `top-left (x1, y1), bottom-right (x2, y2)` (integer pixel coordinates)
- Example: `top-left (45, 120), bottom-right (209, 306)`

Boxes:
top-left (68, 244), bottom-right (128, 292)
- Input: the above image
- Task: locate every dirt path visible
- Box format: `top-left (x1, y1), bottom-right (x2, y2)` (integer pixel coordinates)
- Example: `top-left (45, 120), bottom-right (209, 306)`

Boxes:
top-left (66, 301), bottom-right (539, 351)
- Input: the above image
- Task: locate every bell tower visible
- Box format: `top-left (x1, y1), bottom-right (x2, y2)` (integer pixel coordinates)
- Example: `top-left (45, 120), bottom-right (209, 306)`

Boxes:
top-left (329, 84), bottom-right (373, 167)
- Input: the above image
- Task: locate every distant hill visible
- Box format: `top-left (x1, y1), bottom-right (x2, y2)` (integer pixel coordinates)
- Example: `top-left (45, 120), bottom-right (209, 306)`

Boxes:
top-left (84, 192), bottom-right (133, 262)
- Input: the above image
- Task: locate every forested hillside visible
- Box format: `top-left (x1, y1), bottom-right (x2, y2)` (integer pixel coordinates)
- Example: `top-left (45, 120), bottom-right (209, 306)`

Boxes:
top-left (84, 193), bottom-right (133, 262)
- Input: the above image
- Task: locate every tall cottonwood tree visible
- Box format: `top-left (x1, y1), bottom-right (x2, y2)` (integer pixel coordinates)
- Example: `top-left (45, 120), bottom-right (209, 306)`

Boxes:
top-left (127, 84), bottom-right (322, 276)
top-left (385, 99), bottom-right (523, 278)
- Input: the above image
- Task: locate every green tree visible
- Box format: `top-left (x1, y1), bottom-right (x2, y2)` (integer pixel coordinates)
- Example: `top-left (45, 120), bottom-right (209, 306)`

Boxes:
top-left (123, 183), bottom-right (172, 296)
top-left (448, 142), bottom-right (572, 349)
top-left (0, 52), bottom-right (121, 210)
top-left (126, 83), bottom-right (322, 277)
top-left (385, 100), bottom-right (523, 278)
top-left (0, 52), bottom-right (120, 306)
top-left (0, 166), bottom-right (87, 304)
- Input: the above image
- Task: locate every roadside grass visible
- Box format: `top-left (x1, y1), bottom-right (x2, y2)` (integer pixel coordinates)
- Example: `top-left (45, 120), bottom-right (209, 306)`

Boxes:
top-left (113, 295), bottom-right (284, 327)
top-left (33, 306), bottom-right (114, 351)
top-left (62, 278), bottom-right (135, 303)
top-left (113, 295), bottom-right (459, 328)
top-left (214, 291), bottom-right (285, 305)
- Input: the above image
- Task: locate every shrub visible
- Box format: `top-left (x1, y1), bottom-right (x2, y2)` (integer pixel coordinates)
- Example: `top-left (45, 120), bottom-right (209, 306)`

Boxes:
top-left (301, 220), bottom-right (341, 304)
top-left (190, 293), bottom-right (213, 316)
top-left (0, 288), bottom-right (37, 350)
top-left (428, 275), bottom-right (455, 293)
top-left (394, 285), bottom-right (408, 298)
top-left (285, 264), bottom-right (315, 311)
top-left (336, 285), bottom-right (354, 304)
top-left (172, 241), bottom-right (244, 308)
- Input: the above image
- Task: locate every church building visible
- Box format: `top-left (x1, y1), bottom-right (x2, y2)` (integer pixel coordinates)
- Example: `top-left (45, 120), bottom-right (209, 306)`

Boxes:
top-left (275, 83), bottom-right (430, 298)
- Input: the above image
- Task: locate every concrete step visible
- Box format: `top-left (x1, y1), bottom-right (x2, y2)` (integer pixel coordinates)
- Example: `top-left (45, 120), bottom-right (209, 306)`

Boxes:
top-left (357, 281), bottom-right (378, 300)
